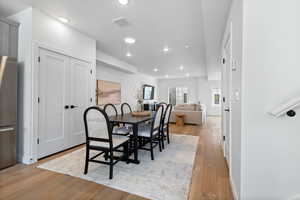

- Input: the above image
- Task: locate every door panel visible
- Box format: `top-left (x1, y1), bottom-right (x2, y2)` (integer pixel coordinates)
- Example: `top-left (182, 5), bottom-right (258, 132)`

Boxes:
top-left (68, 58), bottom-right (90, 147)
top-left (38, 48), bottom-right (69, 158)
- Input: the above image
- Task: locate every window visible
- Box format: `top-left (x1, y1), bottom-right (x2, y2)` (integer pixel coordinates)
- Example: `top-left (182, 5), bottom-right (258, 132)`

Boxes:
top-left (212, 88), bottom-right (221, 107)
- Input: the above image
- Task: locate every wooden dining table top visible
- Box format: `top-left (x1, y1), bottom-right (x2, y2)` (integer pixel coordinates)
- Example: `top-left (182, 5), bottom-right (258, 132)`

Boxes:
top-left (109, 112), bottom-right (155, 125)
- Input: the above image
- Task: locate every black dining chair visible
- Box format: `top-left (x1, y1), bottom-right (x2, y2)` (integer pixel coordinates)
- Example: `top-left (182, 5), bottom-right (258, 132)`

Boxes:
top-left (161, 104), bottom-right (173, 148)
top-left (159, 102), bottom-right (168, 106)
top-left (121, 103), bottom-right (132, 116)
top-left (121, 102), bottom-right (136, 131)
top-left (103, 103), bottom-right (118, 117)
top-left (159, 102), bottom-right (167, 117)
top-left (83, 106), bottom-right (129, 179)
top-left (104, 103), bottom-right (131, 136)
top-left (158, 102), bottom-right (167, 144)
top-left (159, 101), bottom-right (167, 110)
top-left (137, 105), bottom-right (164, 160)
top-left (121, 102), bottom-right (150, 148)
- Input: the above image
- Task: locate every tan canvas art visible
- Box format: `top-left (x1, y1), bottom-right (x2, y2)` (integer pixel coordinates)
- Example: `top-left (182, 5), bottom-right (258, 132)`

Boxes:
top-left (96, 80), bottom-right (121, 105)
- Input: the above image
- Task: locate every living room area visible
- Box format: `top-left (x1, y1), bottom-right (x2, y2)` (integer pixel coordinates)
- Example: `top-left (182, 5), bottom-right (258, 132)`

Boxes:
top-left (97, 58), bottom-right (222, 128)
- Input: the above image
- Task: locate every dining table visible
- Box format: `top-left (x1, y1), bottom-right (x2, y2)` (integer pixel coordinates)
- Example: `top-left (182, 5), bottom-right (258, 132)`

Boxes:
top-left (109, 112), bottom-right (155, 164)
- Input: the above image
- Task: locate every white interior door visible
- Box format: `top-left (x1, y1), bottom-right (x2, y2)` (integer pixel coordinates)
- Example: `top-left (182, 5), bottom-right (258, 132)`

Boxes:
top-left (222, 33), bottom-right (232, 168)
top-left (68, 58), bottom-right (91, 147)
top-left (38, 48), bottom-right (69, 158)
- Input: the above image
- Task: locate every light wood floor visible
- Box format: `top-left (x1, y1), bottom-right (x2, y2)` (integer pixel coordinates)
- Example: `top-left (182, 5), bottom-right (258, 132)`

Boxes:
top-left (0, 117), bottom-right (233, 200)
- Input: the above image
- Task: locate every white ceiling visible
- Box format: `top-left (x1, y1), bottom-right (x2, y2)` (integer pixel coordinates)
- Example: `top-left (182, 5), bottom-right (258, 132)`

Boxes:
top-left (1, 0), bottom-right (232, 79)
top-left (0, 0), bottom-right (28, 18)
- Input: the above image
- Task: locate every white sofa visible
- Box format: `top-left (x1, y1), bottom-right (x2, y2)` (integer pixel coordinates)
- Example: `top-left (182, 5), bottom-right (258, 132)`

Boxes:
top-left (170, 104), bottom-right (206, 125)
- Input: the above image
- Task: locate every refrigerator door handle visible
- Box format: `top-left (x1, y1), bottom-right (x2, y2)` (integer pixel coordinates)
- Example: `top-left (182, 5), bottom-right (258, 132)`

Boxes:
top-left (0, 127), bottom-right (14, 132)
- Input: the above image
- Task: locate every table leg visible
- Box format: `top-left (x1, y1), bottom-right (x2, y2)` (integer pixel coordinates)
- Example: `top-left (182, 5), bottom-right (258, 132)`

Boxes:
top-left (132, 123), bottom-right (140, 164)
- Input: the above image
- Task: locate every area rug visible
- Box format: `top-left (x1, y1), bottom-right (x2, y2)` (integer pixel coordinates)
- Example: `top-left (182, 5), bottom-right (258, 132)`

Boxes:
top-left (38, 134), bottom-right (199, 200)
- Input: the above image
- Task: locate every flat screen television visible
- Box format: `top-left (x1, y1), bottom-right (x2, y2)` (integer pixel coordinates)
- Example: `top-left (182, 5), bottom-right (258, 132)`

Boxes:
top-left (143, 85), bottom-right (155, 100)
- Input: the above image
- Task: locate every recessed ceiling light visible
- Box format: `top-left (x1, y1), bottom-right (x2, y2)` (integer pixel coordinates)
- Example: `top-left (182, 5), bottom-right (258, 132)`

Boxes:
top-left (165, 74), bottom-right (169, 78)
top-left (126, 52), bottom-right (132, 57)
top-left (179, 65), bottom-right (184, 70)
top-left (118, 0), bottom-right (129, 5)
top-left (185, 45), bottom-right (190, 49)
top-left (154, 68), bottom-right (159, 72)
top-left (163, 47), bottom-right (169, 52)
top-left (58, 17), bottom-right (70, 23)
top-left (186, 73), bottom-right (190, 77)
top-left (124, 37), bottom-right (136, 44)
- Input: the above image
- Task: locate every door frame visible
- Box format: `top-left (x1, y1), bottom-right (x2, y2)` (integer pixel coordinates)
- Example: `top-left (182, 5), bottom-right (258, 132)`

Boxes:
top-left (222, 22), bottom-right (233, 172)
top-left (29, 43), bottom-right (94, 163)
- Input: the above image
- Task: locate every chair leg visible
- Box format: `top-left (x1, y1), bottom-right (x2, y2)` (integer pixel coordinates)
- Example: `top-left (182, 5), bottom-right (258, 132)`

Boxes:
top-left (150, 139), bottom-right (155, 160)
top-left (84, 147), bottom-right (89, 175)
top-left (104, 151), bottom-right (108, 160)
top-left (128, 138), bottom-right (132, 152)
top-left (124, 142), bottom-right (129, 164)
top-left (109, 150), bottom-right (114, 179)
top-left (158, 134), bottom-right (162, 152)
top-left (144, 137), bottom-right (147, 145)
top-left (138, 137), bottom-right (142, 148)
top-left (167, 126), bottom-right (170, 144)
top-left (161, 129), bottom-right (165, 150)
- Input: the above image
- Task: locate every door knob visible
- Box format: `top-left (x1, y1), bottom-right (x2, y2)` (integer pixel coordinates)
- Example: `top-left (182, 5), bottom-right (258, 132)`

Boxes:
top-left (64, 105), bottom-right (70, 109)
top-left (225, 108), bottom-right (230, 112)
top-left (70, 105), bottom-right (78, 109)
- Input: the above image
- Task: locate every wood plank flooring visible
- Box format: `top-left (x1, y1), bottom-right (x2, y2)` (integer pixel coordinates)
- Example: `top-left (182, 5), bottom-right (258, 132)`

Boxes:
top-left (0, 117), bottom-right (233, 200)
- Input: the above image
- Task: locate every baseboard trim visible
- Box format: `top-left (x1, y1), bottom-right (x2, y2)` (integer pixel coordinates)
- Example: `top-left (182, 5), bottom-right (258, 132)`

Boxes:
top-left (18, 154), bottom-right (35, 165)
top-left (223, 154), bottom-right (238, 200)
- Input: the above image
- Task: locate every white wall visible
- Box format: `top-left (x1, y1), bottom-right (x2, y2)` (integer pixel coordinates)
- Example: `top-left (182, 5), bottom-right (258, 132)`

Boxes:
top-left (222, 0), bottom-right (244, 198)
top-left (9, 8), bottom-right (33, 163)
top-left (9, 8), bottom-right (96, 164)
top-left (32, 9), bottom-right (96, 63)
top-left (96, 62), bottom-right (157, 112)
top-left (242, 0), bottom-right (300, 199)
top-left (224, 0), bottom-right (300, 199)
top-left (157, 77), bottom-right (221, 116)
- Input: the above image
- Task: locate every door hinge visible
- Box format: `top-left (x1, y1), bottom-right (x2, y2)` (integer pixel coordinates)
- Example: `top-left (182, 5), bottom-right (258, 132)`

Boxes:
top-left (223, 135), bottom-right (226, 141)
top-left (37, 138), bottom-right (40, 144)
top-left (38, 56), bottom-right (41, 62)
top-left (38, 97), bottom-right (40, 103)
top-left (90, 69), bottom-right (92, 74)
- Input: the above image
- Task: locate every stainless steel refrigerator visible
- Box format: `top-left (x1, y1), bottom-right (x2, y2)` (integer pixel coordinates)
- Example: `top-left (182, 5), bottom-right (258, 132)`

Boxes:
top-left (0, 56), bottom-right (17, 170)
